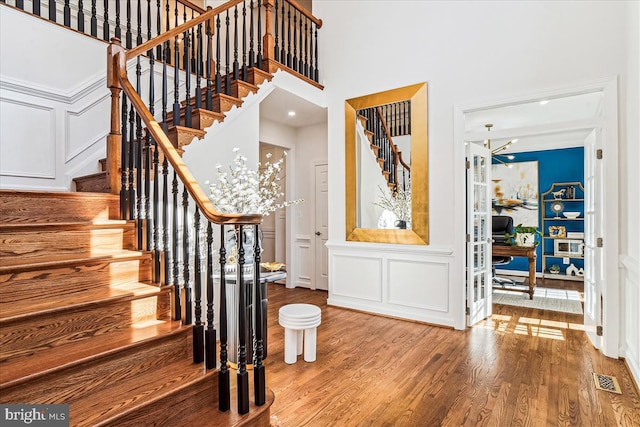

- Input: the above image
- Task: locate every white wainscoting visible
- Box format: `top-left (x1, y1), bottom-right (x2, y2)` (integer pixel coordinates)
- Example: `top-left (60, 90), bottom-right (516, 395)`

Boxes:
top-left (622, 255), bottom-right (640, 389)
top-left (294, 235), bottom-right (312, 288)
top-left (0, 97), bottom-right (56, 179)
top-left (327, 242), bottom-right (456, 328)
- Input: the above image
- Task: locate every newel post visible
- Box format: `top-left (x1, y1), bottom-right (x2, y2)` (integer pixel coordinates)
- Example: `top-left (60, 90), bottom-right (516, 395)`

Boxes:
top-left (262, 0), bottom-right (274, 62)
top-left (106, 38), bottom-right (126, 195)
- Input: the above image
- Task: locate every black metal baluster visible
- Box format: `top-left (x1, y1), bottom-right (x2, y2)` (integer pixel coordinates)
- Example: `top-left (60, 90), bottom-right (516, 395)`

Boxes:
top-left (136, 0), bottom-right (142, 45)
top-left (128, 105), bottom-right (136, 219)
top-left (215, 14), bottom-right (222, 94)
top-left (218, 224), bottom-right (230, 411)
top-left (184, 24), bottom-right (192, 128)
top-left (49, 0), bottom-right (56, 21)
top-left (195, 22), bottom-right (203, 110)
top-left (190, 10), bottom-right (196, 70)
top-left (308, 18), bottom-right (313, 81)
top-left (206, 19), bottom-right (213, 110)
top-left (145, 43), bottom-right (155, 252)
top-left (126, 0), bottom-right (132, 48)
top-left (63, 0), bottom-right (70, 27)
top-left (236, 225), bottom-right (249, 415)
top-left (103, 0), bottom-right (109, 40)
top-left (298, 10), bottom-right (303, 72)
top-left (162, 37), bottom-right (169, 129)
top-left (77, 0), bottom-right (85, 33)
top-left (273, 0), bottom-right (279, 62)
top-left (120, 95), bottom-right (130, 219)
top-left (241, 1), bottom-right (247, 81)
top-left (16, 0), bottom-right (23, 9)
top-left (162, 158), bottom-right (170, 285)
top-left (173, 30), bottom-right (181, 126)
top-left (303, 17), bottom-right (308, 77)
top-left (408, 101), bottom-right (411, 134)
top-left (135, 57), bottom-right (144, 248)
top-left (233, 5), bottom-right (239, 81)
top-left (172, 172), bottom-right (181, 319)
top-left (182, 188), bottom-right (192, 325)
top-left (153, 140), bottom-right (160, 283)
top-left (193, 208), bottom-right (204, 363)
top-left (147, 0), bottom-right (152, 46)
top-left (225, 10), bottom-right (231, 95)
top-left (256, 0), bottom-right (262, 67)
top-left (156, 0), bottom-right (162, 59)
top-left (280, 1), bottom-right (286, 63)
top-left (90, 0), bottom-right (97, 36)
top-left (182, 5), bottom-right (187, 65)
top-left (32, 0), bottom-right (40, 16)
top-left (249, 0), bottom-right (255, 69)
top-left (314, 24), bottom-right (318, 82)
top-left (115, 0), bottom-right (121, 39)
top-left (286, 4), bottom-right (291, 67)
top-left (205, 222), bottom-right (216, 370)
top-left (165, 0), bottom-right (171, 63)
top-left (253, 224), bottom-right (266, 406)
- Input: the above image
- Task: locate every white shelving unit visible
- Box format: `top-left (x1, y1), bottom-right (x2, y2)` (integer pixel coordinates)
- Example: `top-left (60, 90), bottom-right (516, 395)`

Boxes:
top-left (541, 182), bottom-right (585, 281)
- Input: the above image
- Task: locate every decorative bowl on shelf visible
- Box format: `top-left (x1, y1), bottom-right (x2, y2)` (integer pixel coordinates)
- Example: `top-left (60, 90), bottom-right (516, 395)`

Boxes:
top-left (549, 264), bottom-right (561, 274)
top-left (260, 262), bottom-right (285, 272)
top-left (563, 212), bottom-right (580, 219)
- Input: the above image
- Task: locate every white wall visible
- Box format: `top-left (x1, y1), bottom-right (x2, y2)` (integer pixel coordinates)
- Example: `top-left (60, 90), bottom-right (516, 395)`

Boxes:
top-left (0, 6), bottom-right (109, 190)
top-left (316, 1), bottom-right (635, 331)
top-left (622, 0), bottom-right (640, 393)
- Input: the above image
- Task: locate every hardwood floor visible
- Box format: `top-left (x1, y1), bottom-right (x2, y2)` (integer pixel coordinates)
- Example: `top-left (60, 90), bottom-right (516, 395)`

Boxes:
top-left (263, 282), bottom-right (640, 426)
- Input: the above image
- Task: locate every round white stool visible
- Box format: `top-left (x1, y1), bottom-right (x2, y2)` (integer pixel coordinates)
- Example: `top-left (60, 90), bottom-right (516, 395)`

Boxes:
top-left (278, 304), bottom-right (321, 364)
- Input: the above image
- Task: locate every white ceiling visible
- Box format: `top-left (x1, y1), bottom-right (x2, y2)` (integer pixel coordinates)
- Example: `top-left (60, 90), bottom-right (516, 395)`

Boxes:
top-left (464, 91), bottom-right (604, 153)
top-left (259, 87), bottom-right (327, 128)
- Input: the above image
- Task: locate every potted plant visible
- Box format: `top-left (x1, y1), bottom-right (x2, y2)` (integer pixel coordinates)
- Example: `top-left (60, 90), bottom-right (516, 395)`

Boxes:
top-left (506, 224), bottom-right (541, 247)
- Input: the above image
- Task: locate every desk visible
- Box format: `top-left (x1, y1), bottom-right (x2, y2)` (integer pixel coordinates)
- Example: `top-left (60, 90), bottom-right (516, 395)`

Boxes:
top-left (493, 244), bottom-right (536, 299)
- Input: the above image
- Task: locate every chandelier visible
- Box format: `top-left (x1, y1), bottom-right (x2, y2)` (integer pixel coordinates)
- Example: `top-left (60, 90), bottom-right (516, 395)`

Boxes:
top-left (484, 123), bottom-right (517, 167)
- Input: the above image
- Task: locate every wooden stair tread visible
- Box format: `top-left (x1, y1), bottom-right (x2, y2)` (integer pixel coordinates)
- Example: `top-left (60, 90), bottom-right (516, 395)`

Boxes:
top-left (76, 358), bottom-right (212, 427)
top-left (0, 220), bottom-right (129, 231)
top-left (0, 320), bottom-right (186, 389)
top-left (0, 280), bottom-right (164, 321)
top-left (74, 171), bottom-right (106, 180)
top-left (0, 250), bottom-right (146, 271)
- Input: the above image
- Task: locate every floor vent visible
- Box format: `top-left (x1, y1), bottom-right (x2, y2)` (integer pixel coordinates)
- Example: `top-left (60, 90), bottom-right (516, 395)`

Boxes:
top-left (592, 373), bottom-right (622, 394)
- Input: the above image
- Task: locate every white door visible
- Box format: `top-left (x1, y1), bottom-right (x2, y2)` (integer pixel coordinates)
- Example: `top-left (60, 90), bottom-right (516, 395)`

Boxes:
top-left (583, 129), bottom-right (603, 348)
top-left (466, 143), bottom-right (492, 326)
top-left (314, 163), bottom-right (328, 290)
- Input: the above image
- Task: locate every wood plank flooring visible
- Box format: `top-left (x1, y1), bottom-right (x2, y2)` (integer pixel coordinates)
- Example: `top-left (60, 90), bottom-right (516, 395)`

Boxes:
top-left (263, 280), bottom-right (640, 426)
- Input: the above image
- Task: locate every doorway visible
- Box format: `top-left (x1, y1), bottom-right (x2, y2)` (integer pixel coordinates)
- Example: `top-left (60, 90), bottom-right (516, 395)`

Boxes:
top-left (456, 77), bottom-right (620, 358)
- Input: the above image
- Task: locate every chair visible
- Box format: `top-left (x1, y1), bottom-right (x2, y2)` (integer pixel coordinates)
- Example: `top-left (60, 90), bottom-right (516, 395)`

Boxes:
top-left (492, 215), bottom-right (515, 286)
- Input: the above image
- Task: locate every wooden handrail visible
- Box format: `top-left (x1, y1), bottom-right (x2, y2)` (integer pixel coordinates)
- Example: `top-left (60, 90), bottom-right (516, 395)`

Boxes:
top-left (177, 0), bottom-right (207, 15)
top-left (112, 42), bottom-right (261, 226)
top-left (266, 0), bottom-right (323, 28)
top-left (376, 107), bottom-right (410, 173)
top-left (126, 0), bottom-right (245, 60)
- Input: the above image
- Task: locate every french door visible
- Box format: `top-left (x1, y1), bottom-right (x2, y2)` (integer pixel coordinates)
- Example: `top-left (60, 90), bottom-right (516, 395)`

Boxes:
top-left (466, 143), bottom-right (492, 326)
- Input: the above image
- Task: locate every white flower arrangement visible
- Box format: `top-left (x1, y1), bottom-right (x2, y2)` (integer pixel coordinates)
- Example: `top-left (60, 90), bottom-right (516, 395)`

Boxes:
top-left (374, 185), bottom-right (411, 222)
top-left (207, 148), bottom-right (303, 216)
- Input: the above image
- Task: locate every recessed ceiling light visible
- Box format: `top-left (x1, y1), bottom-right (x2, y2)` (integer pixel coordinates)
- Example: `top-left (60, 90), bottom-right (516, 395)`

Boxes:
top-left (539, 100), bottom-right (550, 105)
top-left (288, 111), bottom-right (296, 116)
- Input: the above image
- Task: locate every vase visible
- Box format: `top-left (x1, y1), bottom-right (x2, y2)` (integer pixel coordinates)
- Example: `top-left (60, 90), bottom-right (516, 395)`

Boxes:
top-left (394, 220), bottom-right (408, 229)
top-left (515, 233), bottom-right (535, 247)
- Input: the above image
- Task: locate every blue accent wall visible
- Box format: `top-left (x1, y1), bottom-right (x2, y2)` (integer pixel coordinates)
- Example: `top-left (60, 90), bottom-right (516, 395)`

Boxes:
top-left (493, 146), bottom-right (584, 273)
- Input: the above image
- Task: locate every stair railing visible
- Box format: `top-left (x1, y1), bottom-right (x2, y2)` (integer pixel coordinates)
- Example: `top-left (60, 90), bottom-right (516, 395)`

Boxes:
top-left (2, 0), bottom-right (205, 56)
top-left (358, 104), bottom-right (411, 193)
top-left (107, 2), bottom-right (272, 414)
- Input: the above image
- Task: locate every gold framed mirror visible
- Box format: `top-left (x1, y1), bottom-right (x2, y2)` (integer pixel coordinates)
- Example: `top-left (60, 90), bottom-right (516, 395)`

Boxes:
top-left (345, 82), bottom-right (428, 245)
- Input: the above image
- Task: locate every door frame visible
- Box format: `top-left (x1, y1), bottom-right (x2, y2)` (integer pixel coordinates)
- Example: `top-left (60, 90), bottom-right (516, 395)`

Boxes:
top-left (453, 76), bottom-right (620, 357)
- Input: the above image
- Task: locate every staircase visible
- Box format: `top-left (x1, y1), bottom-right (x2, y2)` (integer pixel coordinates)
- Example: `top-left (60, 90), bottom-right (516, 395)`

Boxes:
top-left (0, 190), bottom-right (273, 425)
